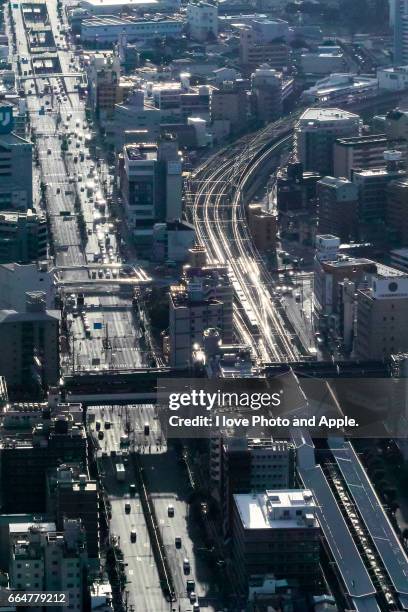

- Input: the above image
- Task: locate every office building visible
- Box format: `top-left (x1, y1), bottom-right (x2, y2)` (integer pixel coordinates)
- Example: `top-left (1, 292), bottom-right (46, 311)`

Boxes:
top-left (168, 248), bottom-right (233, 367)
top-left (80, 15), bottom-right (184, 44)
top-left (247, 203), bottom-right (277, 250)
top-left (218, 437), bottom-right (294, 536)
top-left (186, 1), bottom-right (218, 41)
top-left (112, 90), bottom-right (161, 152)
top-left (239, 26), bottom-right (290, 71)
top-left (295, 108), bottom-right (362, 176)
top-left (232, 490), bottom-right (320, 592)
top-left (300, 49), bottom-right (345, 76)
top-left (390, 247), bottom-right (408, 271)
top-left (1, 406), bottom-right (87, 513)
top-left (387, 178), bottom-right (408, 245)
top-left (0, 293), bottom-right (59, 391)
top-left (381, 108), bottom-right (408, 141)
top-left (251, 65), bottom-right (283, 122)
top-left (355, 270), bottom-right (408, 359)
top-left (316, 176), bottom-right (358, 241)
top-left (86, 53), bottom-right (122, 121)
top-left (9, 518), bottom-right (87, 610)
top-left (180, 86), bottom-right (211, 123)
top-left (210, 82), bottom-right (248, 135)
top-left (0, 104), bottom-right (33, 211)
top-left (393, 0), bottom-right (408, 64)
top-left (0, 262), bottom-right (55, 311)
top-left (47, 465), bottom-right (99, 561)
top-left (352, 151), bottom-right (406, 239)
top-left (333, 134), bottom-right (390, 179)
top-left (0, 209), bottom-right (47, 264)
top-left (119, 138), bottom-right (182, 246)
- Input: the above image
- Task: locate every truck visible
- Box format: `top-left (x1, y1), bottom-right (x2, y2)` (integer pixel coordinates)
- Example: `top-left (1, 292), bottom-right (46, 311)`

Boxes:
top-left (115, 463), bottom-right (126, 482)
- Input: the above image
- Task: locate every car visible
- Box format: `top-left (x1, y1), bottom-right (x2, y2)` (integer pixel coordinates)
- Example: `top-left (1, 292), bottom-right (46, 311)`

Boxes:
top-left (130, 530), bottom-right (136, 543)
top-left (183, 558), bottom-right (190, 574)
top-left (104, 421), bottom-right (111, 429)
top-left (168, 505), bottom-right (174, 517)
top-left (189, 592), bottom-right (197, 603)
top-left (98, 430), bottom-right (104, 440)
top-left (175, 537), bottom-right (182, 548)
top-left (129, 483), bottom-right (136, 496)
top-left (192, 604), bottom-right (200, 611)
top-left (125, 502), bottom-right (131, 514)
top-left (47, 148), bottom-right (52, 155)
top-left (186, 580), bottom-right (195, 592)
top-left (56, 187), bottom-right (61, 194)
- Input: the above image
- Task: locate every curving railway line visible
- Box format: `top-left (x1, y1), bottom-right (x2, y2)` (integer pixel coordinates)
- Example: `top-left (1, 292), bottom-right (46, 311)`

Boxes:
top-left (186, 116), bottom-right (301, 362)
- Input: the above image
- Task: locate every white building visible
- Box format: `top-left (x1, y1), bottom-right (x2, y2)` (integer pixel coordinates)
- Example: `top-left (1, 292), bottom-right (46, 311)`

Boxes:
top-left (81, 15), bottom-right (184, 44)
top-left (80, 0), bottom-right (180, 14)
top-left (302, 73), bottom-right (379, 104)
top-left (186, 1), bottom-right (218, 41)
top-left (378, 65), bottom-right (408, 90)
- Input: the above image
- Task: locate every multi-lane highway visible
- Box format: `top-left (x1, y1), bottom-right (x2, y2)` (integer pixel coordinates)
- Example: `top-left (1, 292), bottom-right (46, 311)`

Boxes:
top-left (8, 0), bottom-right (147, 373)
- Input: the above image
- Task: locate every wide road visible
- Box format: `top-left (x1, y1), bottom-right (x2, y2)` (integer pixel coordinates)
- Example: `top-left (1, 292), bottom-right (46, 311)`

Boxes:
top-left (89, 405), bottom-right (167, 612)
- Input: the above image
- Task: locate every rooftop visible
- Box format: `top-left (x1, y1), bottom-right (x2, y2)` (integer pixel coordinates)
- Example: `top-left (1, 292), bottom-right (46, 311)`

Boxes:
top-left (234, 489), bottom-right (318, 530)
top-left (299, 107), bottom-right (360, 124)
top-left (124, 143), bottom-right (157, 161)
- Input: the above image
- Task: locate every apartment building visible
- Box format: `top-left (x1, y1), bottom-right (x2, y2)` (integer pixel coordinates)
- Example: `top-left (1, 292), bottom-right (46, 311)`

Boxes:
top-left (247, 203), bottom-right (277, 250)
top-left (354, 271), bottom-right (408, 359)
top-left (186, 1), bottom-right (218, 41)
top-left (251, 65), bottom-right (283, 122)
top-left (210, 82), bottom-right (248, 134)
top-left (0, 293), bottom-right (60, 391)
top-left (386, 178), bottom-right (408, 245)
top-left (9, 519), bottom-right (87, 611)
top-left (333, 134), bottom-right (390, 179)
top-left (119, 138), bottom-right (182, 246)
top-left (0, 104), bottom-right (33, 211)
top-left (239, 26), bottom-right (290, 71)
top-left (316, 176), bottom-right (358, 241)
top-left (0, 209), bottom-right (47, 264)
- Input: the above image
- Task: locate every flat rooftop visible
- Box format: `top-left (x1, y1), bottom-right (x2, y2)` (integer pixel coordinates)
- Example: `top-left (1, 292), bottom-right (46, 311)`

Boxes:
top-left (124, 144), bottom-right (157, 161)
top-left (234, 489), bottom-right (318, 530)
top-left (299, 107), bottom-right (360, 123)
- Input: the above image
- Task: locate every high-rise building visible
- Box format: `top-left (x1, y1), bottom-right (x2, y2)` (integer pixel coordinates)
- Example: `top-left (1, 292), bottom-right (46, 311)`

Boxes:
top-left (393, 0), bottom-right (408, 64)
top-left (168, 247), bottom-right (233, 367)
top-left (118, 137), bottom-right (182, 247)
top-left (352, 151), bottom-right (406, 240)
top-left (0, 209), bottom-right (47, 264)
top-left (9, 518), bottom-right (88, 611)
top-left (0, 293), bottom-right (60, 391)
top-left (46, 465), bottom-right (99, 561)
top-left (316, 176), bottom-right (358, 241)
top-left (251, 64), bottom-right (283, 122)
top-left (387, 177), bottom-right (408, 245)
top-left (333, 134), bottom-right (391, 179)
top-left (0, 104), bottom-right (33, 211)
top-left (295, 108), bottom-right (361, 176)
top-left (210, 82), bottom-right (248, 134)
top-left (186, 1), bottom-right (218, 41)
top-left (217, 437), bottom-right (294, 536)
top-left (354, 270), bottom-right (408, 359)
top-left (232, 490), bottom-right (320, 592)
top-left (86, 53), bottom-right (122, 122)
top-left (1, 405), bottom-right (87, 513)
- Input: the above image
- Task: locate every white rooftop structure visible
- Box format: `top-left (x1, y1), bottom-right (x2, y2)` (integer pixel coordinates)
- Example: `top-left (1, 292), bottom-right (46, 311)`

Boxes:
top-left (79, 0), bottom-right (180, 13)
top-left (234, 489), bottom-right (318, 530)
top-left (298, 107), bottom-right (361, 126)
top-left (302, 73), bottom-right (378, 103)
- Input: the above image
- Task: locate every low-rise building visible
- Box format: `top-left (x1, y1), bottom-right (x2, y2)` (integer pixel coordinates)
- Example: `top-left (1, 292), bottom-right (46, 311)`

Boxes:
top-left (300, 49), bottom-right (345, 76)
top-left (152, 219), bottom-right (195, 262)
top-left (81, 14), bottom-right (184, 44)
